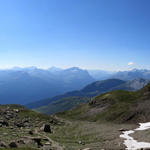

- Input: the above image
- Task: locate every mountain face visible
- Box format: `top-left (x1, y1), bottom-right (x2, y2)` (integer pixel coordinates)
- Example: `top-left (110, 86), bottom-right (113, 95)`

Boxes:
top-left (112, 69), bottom-right (150, 81)
top-left (58, 84), bottom-right (150, 123)
top-left (81, 79), bottom-right (125, 94)
top-left (0, 67), bottom-right (94, 104)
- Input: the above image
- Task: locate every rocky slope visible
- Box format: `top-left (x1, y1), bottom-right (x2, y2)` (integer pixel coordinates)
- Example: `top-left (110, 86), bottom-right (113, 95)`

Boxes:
top-left (0, 104), bottom-right (63, 150)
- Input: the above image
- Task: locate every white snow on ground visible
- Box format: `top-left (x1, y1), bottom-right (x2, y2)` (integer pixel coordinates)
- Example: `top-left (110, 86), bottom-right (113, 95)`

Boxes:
top-left (120, 122), bottom-right (150, 150)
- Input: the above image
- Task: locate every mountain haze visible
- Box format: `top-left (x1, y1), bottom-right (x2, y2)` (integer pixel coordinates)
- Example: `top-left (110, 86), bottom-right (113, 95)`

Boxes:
top-left (31, 78), bottom-right (150, 114)
top-left (0, 67), bottom-right (94, 104)
top-left (27, 79), bottom-right (125, 110)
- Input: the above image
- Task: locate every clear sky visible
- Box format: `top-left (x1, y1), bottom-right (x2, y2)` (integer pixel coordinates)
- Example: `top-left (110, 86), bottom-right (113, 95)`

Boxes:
top-left (0, 0), bottom-right (150, 71)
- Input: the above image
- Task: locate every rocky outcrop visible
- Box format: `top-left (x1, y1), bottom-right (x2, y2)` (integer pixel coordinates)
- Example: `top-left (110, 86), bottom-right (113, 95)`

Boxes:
top-left (9, 142), bottom-right (18, 148)
top-left (0, 105), bottom-right (60, 150)
top-left (44, 124), bottom-right (51, 133)
top-left (0, 141), bottom-right (7, 148)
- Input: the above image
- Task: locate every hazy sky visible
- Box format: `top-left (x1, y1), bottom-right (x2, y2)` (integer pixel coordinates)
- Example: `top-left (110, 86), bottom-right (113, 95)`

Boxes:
top-left (0, 0), bottom-right (150, 71)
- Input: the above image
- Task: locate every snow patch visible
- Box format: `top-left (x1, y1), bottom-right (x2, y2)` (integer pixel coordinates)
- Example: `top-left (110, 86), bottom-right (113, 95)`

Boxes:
top-left (120, 122), bottom-right (150, 149)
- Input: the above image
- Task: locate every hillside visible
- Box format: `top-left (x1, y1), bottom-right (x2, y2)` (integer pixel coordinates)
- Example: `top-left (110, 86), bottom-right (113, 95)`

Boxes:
top-left (0, 104), bottom-right (64, 150)
top-left (27, 79), bottom-right (125, 113)
top-left (30, 78), bottom-right (149, 115)
top-left (0, 104), bottom-right (135, 150)
top-left (35, 96), bottom-right (90, 115)
top-left (2, 85), bottom-right (150, 150)
top-left (58, 84), bottom-right (150, 123)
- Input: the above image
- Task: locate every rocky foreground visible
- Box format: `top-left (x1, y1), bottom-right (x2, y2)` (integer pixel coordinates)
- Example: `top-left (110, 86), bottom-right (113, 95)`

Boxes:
top-left (0, 104), bottom-right (64, 150)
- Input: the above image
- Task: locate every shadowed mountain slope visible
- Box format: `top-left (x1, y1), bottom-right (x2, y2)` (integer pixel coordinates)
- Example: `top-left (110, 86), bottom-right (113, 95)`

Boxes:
top-left (30, 79), bottom-right (150, 115)
top-left (27, 79), bottom-right (125, 111)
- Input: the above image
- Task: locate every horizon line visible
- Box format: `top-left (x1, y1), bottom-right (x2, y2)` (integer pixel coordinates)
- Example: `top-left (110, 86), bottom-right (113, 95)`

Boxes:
top-left (0, 66), bottom-right (149, 72)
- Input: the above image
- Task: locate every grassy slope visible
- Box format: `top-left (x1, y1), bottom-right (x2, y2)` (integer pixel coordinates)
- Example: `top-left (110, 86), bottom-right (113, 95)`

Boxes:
top-left (57, 90), bottom-right (138, 122)
top-left (32, 79), bottom-right (126, 114)
top-left (57, 84), bottom-right (150, 123)
top-left (49, 119), bottom-right (136, 150)
top-left (35, 96), bottom-right (90, 114)
top-left (34, 79), bottom-right (149, 115)
top-left (0, 104), bottom-right (51, 121)
top-left (49, 85), bottom-right (150, 149)
top-left (45, 84), bottom-right (150, 150)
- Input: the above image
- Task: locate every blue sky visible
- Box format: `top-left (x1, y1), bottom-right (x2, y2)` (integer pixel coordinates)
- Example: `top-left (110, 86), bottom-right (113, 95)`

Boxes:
top-left (0, 0), bottom-right (150, 71)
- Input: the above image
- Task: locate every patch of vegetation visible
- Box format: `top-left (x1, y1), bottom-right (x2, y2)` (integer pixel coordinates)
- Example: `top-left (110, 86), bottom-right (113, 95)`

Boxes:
top-left (49, 120), bottom-right (135, 150)
top-left (35, 96), bottom-right (90, 114)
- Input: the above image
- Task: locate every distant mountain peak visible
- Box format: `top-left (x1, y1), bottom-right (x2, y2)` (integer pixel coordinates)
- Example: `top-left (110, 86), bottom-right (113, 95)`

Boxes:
top-left (12, 66), bottom-right (38, 71)
top-left (66, 67), bottom-right (83, 71)
top-left (68, 67), bottom-right (82, 72)
top-left (48, 66), bottom-right (62, 71)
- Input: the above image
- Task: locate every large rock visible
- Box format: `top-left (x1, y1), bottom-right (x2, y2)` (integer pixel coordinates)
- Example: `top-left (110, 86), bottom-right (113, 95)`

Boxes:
top-left (0, 120), bottom-right (9, 127)
top-left (15, 122), bottom-right (24, 128)
top-left (33, 138), bottom-right (43, 147)
top-left (9, 142), bottom-right (18, 148)
top-left (17, 140), bottom-right (25, 144)
top-left (44, 124), bottom-right (51, 133)
top-left (29, 130), bottom-right (34, 135)
top-left (0, 141), bottom-right (7, 148)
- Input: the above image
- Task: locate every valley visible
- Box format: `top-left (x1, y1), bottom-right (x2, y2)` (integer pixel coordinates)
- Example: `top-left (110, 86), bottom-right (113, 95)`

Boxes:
top-left (28, 78), bottom-right (150, 115)
top-left (1, 0), bottom-right (150, 149)
top-left (1, 83), bottom-right (150, 149)
top-left (1, 68), bottom-right (150, 150)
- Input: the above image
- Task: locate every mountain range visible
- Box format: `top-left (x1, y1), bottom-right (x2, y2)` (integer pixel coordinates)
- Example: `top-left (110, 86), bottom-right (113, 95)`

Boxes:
top-left (1, 66), bottom-right (150, 105)
top-left (89, 68), bottom-right (150, 81)
top-left (0, 67), bottom-right (94, 104)
top-left (29, 78), bottom-right (150, 114)
top-left (112, 69), bottom-right (150, 80)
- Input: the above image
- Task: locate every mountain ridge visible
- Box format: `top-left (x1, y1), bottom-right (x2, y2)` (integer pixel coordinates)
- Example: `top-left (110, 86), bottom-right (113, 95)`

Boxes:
top-left (30, 78), bottom-right (150, 115)
top-left (58, 84), bottom-right (150, 123)
top-left (0, 67), bottom-right (94, 104)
